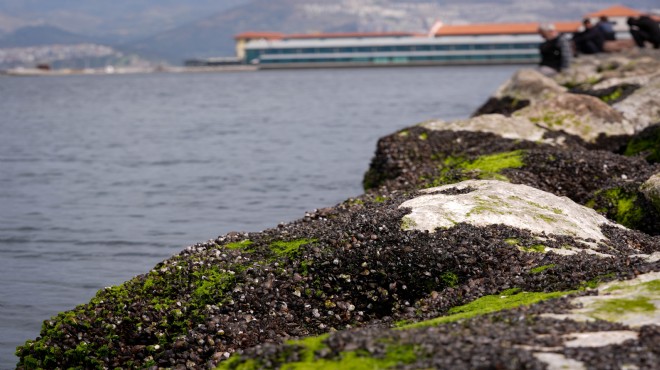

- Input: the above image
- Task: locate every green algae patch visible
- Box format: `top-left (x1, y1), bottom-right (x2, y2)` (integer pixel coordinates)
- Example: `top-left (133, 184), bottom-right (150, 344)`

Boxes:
top-left (401, 216), bottom-right (417, 230)
top-left (603, 188), bottom-right (643, 228)
top-left (440, 271), bottom-right (459, 288)
top-left (624, 127), bottom-right (660, 163)
top-left (600, 87), bottom-right (623, 103)
top-left (424, 151), bottom-right (524, 188)
top-left (225, 240), bottom-right (254, 250)
top-left (462, 150), bottom-right (523, 179)
top-left (591, 297), bottom-right (656, 316)
top-left (193, 268), bottom-right (236, 305)
top-left (271, 238), bottom-right (317, 259)
top-left (400, 289), bottom-right (572, 329)
top-left (374, 195), bottom-right (387, 203)
top-left (518, 244), bottom-right (546, 253)
top-left (217, 333), bottom-right (418, 370)
top-left (531, 264), bottom-right (556, 274)
top-left (605, 280), bottom-right (660, 293)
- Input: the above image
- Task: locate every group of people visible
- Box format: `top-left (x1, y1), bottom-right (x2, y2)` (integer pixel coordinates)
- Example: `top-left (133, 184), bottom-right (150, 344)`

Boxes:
top-left (538, 14), bottom-right (660, 75)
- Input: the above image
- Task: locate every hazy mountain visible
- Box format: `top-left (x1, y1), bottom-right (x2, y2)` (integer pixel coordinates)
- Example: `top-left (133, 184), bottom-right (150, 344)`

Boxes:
top-left (0, 25), bottom-right (94, 47)
top-left (0, 0), bottom-right (250, 42)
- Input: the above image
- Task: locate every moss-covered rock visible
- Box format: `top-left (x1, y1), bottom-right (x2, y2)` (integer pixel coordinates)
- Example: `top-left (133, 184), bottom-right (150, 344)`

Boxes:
top-left (216, 273), bottom-right (660, 370)
top-left (15, 183), bottom-right (660, 368)
top-left (625, 123), bottom-right (660, 164)
top-left (513, 93), bottom-right (631, 143)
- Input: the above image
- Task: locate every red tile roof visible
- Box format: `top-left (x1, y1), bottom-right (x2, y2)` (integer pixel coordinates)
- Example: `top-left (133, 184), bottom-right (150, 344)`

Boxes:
top-left (585, 5), bottom-right (642, 18)
top-left (284, 32), bottom-right (422, 39)
top-left (434, 21), bottom-right (581, 36)
top-left (234, 32), bottom-right (284, 40)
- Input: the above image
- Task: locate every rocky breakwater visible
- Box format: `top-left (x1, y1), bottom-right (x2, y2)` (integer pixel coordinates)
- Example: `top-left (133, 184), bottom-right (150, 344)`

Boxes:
top-left (16, 50), bottom-right (660, 370)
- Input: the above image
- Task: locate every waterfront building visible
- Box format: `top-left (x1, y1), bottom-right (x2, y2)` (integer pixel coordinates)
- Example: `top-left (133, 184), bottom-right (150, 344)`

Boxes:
top-left (232, 5), bottom-right (652, 69)
top-left (235, 22), bottom-right (578, 69)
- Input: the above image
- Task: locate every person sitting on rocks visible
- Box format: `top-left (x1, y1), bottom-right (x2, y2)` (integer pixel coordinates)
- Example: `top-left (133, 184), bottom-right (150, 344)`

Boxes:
top-left (537, 23), bottom-right (572, 76)
top-left (573, 18), bottom-right (605, 54)
top-left (597, 16), bottom-right (616, 40)
top-left (627, 15), bottom-right (660, 49)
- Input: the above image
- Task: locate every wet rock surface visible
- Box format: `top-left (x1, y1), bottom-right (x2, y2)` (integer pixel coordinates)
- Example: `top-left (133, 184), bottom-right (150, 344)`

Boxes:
top-left (15, 51), bottom-right (660, 369)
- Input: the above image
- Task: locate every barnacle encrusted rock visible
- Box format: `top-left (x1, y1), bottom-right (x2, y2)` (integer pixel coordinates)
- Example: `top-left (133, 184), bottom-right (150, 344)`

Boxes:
top-left (399, 180), bottom-right (620, 248)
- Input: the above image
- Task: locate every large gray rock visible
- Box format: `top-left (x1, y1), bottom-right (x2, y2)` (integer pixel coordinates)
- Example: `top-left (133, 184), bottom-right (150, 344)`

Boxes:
top-left (493, 68), bottom-right (567, 102)
top-left (513, 93), bottom-right (632, 142)
top-left (613, 74), bottom-right (660, 132)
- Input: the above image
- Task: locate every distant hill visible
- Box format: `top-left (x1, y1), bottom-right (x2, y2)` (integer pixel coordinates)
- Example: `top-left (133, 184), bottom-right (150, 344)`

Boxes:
top-left (0, 0), bottom-right (250, 42)
top-left (0, 25), bottom-right (94, 48)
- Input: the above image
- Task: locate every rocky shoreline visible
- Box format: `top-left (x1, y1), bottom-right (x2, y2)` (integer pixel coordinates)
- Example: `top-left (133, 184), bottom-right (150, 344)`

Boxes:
top-left (15, 50), bottom-right (660, 369)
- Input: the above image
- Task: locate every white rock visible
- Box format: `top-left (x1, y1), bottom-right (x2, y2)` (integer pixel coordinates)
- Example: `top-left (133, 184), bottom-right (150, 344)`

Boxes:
top-left (534, 353), bottom-right (586, 370)
top-left (398, 180), bottom-right (623, 248)
top-left (563, 331), bottom-right (638, 348)
top-left (552, 271), bottom-right (660, 327)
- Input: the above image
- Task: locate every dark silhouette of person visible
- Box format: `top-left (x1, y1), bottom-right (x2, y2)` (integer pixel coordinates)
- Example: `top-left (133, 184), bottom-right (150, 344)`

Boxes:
top-left (627, 16), bottom-right (660, 49)
top-left (573, 18), bottom-right (605, 54)
top-left (596, 16), bottom-right (616, 40)
top-left (538, 23), bottom-right (571, 75)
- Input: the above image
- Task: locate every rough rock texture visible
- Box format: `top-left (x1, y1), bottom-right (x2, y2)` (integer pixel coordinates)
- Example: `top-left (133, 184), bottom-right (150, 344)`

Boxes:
top-left (513, 93), bottom-right (631, 143)
top-left (642, 173), bottom-right (660, 211)
top-left (613, 74), bottom-right (660, 132)
top-left (15, 51), bottom-right (660, 370)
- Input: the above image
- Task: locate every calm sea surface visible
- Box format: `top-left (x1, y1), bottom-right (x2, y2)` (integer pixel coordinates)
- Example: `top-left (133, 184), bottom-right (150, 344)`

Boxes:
top-left (0, 66), bottom-right (519, 367)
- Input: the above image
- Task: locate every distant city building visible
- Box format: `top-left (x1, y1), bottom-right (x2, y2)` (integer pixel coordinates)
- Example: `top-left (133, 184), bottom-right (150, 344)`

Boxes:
top-left (231, 5), bottom-right (650, 69)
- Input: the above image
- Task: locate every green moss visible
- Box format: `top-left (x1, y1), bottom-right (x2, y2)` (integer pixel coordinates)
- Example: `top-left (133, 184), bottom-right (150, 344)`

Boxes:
top-left (592, 297), bottom-right (656, 316)
top-left (271, 238), bottom-right (317, 259)
top-left (582, 273), bottom-right (617, 289)
top-left (602, 188), bottom-right (644, 228)
top-left (624, 129), bottom-right (660, 163)
top-left (401, 216), bottom-right (417, 230)
top-left (374, 195), bottom-right (387, 203)
top-left (217, 355), bottom-right (259, 370)
top-left (518, 244), bottom-right (546, 253)
top-left (400, 289), bottom-right (572, 329)
top-left (461, 150), bottom-right (524, 181)
top-left (530, 264), bottom-right (556, 274)
top-left (605, 279), bottom-right (660, 293)
top-left (225, 240), bottom-right (254, 250)
top-left (600, 87), bottom-right (623, 103)
top-left (281, 346), bottom-right (417, 370)
top-left (440, 272), bottom-right (459, 288)
top-left (398, 130), bottom-right (409, 137)
top-left (504, 238), bottom-right (519, 246)
top-left (192, 268), bottom-right (236, 305)
top-left (418, 132), bottom-right (428, 141)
